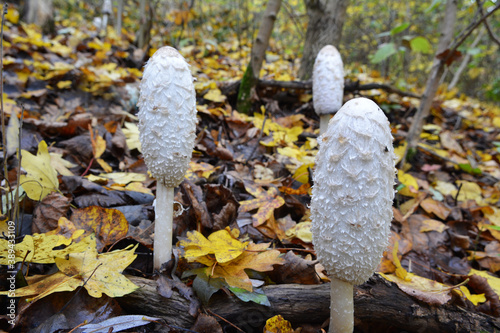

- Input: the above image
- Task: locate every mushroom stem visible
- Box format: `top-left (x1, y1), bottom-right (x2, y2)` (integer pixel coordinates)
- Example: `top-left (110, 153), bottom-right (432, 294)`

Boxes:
top-left (329, 278), bottom-right (354, 333)
top-left (153, 182), bottom-right (174, 270)
top-left (319, 114), bottom-right (331, 135)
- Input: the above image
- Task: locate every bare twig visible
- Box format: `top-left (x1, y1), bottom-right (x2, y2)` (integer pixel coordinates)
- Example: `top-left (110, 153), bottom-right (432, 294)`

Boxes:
top-left (476, 0), bottom-right (500, 46)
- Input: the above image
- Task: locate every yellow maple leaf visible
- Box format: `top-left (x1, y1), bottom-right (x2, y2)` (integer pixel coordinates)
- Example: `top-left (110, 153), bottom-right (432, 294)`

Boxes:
top-left (70, 206), bottom-right (129, 251)
top-left (0, 233), bottom-right (91, 265)
top-left (203, 88), bottom-right (226, 103)
top-left (195, 242), bottom-right (283, 291)
top-left (239, 183), bottom-right (285, 227)
top-left (0, 235), bottom-right (138, 302)
top-left (20, 140), bottom-right (59, 201)
top-left (180, 229), bottom-right (248, 263)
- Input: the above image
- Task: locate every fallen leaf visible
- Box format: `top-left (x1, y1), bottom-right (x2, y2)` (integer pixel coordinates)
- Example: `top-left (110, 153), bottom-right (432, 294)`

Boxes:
top-left (264, 315), bottom-right (293, 333)
top-left (180, 228), bottom-right (248, 263)
top-left (70, 206), bottom-right (129, 251)
top-left (239, 183), bottom-right (285, 227)
top-left (420, 198), bottom-right (451, 220)
top-left (420, 219), bottom-right (449, 233)
top-left (20, 140), bottom-right (59, 201)
top-left (398, 170), bottom-right (419, 197)
top-left (0, 235), bottom-right (138, 302)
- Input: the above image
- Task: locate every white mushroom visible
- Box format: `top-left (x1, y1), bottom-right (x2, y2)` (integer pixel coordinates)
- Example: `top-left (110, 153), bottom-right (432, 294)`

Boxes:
top-left (312, 45), bottom-right (344, 135)
top-left (138, 46), bottom-right (197, 270)
top-left (310, 97), bottom-right (396, 332)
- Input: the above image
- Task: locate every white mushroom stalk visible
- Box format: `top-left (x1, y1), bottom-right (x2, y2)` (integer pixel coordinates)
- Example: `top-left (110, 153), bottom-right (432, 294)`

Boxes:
top-left (312, 45), bottom-right (344, 135)
top-left (138, 46), bottom-right (197, 270)
top-left (310, 98), bottom-right (396, 333)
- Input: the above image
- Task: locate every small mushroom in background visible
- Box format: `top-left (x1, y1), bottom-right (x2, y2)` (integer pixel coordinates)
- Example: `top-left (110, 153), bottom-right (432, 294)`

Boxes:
top-left (138, 46), bottom-right (197, 270)
top-left (312, 45), bottom-right (344, 135)
top-left (310, 97), bottom-right (396, 332)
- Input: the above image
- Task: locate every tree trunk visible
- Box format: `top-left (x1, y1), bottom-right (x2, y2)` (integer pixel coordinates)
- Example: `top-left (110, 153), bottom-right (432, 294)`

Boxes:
top-left (25, 0), bottom-right (54, 34)
top-left (115, 0), bottom-right (124, 36)
top-left (118, 275), bottom-right (500, 333)
top-left (298, 0), bottom-right (349, 80)
top-left (402, 0), bottom-right (458, 166)
top-left (236, 0), bottom-right (282, 114)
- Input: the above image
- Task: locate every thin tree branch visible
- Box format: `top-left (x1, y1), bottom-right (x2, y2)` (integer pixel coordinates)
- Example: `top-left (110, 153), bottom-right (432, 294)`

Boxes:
top-left (475, 0), bottom-right (500, 46)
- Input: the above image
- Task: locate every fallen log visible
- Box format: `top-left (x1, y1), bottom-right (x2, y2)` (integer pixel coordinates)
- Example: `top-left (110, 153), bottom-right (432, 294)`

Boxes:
top-left (118, 275), bottom-right (500, 333)
top-left (220, 79), bottom-right (420, 99)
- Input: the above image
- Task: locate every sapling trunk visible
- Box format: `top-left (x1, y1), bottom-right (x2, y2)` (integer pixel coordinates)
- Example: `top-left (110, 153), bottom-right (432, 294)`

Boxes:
top-left (329, 278), bottom-right (353, 333)
top-left (153, 183), bottom-right (174, 269)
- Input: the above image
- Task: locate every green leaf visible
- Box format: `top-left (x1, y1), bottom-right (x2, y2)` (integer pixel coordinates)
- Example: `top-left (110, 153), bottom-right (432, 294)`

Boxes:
top-left (458, 163), bottom-right (482, 175)
top-left (370, 43), bottom-right (397, 64)
top-left (228, 286), bottom-right (271, 306)
top-left (390, 23), bottom-right (410, 36)
top-left (410, 37), bottom-right (432, 54)
top-left (484, 225), bottom-right (500, 231)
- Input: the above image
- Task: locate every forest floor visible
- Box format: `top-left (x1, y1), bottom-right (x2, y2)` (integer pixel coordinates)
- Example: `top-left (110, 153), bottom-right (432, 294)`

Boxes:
top-left (1, 6), bottom-right (500, 333)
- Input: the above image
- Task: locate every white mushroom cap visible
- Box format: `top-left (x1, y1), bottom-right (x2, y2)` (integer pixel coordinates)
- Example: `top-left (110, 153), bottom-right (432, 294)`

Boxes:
top-left (312, 45), bottom-right (344, 116)
top-left (310, 97), bottom-right (396, 285)
top-left (138, 46), bottom-right (197, 187)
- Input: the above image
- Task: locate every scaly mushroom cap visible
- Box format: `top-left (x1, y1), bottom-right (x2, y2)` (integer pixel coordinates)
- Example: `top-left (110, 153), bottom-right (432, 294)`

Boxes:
top-left (138, 46), bottom-right (197, 187)
top-left (311, 97), bottom-right (396, 285)
top-left (312, 45), bottom-right (344, 116)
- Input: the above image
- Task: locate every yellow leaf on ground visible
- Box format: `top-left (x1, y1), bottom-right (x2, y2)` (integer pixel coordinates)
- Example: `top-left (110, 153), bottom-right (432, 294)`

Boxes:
top-left (397, 170), bottom-right (419, 197)
top-left (20, 140), bottom-right (59, 201)
top-left (6, 7), bottom-right (19, 24)
top-left (457, 286), bottom-right (486, 305)
top-left (0, 233), bottom-right (92, 265)
top-left (180, 229), bottom-right (248, 263)
top-left (122, 122), bottom-right (141, 152)
top-left (203, 88), bottom-right (226, 103)
top-left (239, 183), bottom-right (285, 227)
top-left (420, 219), bottom-right (449, 233)
top-left (99, 172), bottom-right (146, 184)
top-left (70, 206), bottom-right (129, 251)
top-left (452, 180), bottom-right (483, 205)
top-left (0, 235), bottom-right (138, 301)
top-left (50, 152), bottom-right (76, 176)
top-left (380, 272), bottom-right (452, 305)
top-left (196, 242), bottom-right (283, 291)
top-left (434, 180), bottom-right (457, 196)
top-left (394, 141), bottom-right (407, 164)
top-left (264, 315), bottom-right (294, 333)
top-left (285, 221), bottom-right (312, 243)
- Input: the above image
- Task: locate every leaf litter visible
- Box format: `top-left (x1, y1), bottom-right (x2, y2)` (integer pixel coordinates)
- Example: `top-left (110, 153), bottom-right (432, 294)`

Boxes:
top-left (1, 2), bottom-right (500, 332)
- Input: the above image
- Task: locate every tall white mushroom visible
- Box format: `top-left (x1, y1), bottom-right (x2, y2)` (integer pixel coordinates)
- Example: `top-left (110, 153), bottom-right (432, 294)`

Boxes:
top-left (312, 45), bottom-right (344, 135)
top-left (138, 46), bottom-right (197, 270)
top-left (310, 98), bottom-right (396, 333)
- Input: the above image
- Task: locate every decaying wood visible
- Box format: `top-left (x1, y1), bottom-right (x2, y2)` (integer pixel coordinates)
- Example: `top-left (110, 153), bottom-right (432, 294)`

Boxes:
top-left (221, 79), bottom-right (420, 99)
top-left (118, 275), bottom-right (500, 333)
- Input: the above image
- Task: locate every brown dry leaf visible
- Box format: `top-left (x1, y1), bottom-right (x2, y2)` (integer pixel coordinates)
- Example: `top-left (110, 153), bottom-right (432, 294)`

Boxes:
top-left (470, 242), bottom-right (500, 273)
top-left (32, 192), bottom-right (70, 234)
top-left (420, 198), bottom-right (451, 220)
top-left (267, 251), bottom-right (320, 284)
top-left (440, 130), bottom-right (465, 155)
top-left (46, 217), bottom-right (81, 239)
top-left (70, 206), bottom-right (129, 251)
top-left (239, 182), bottom-right (285, 227)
